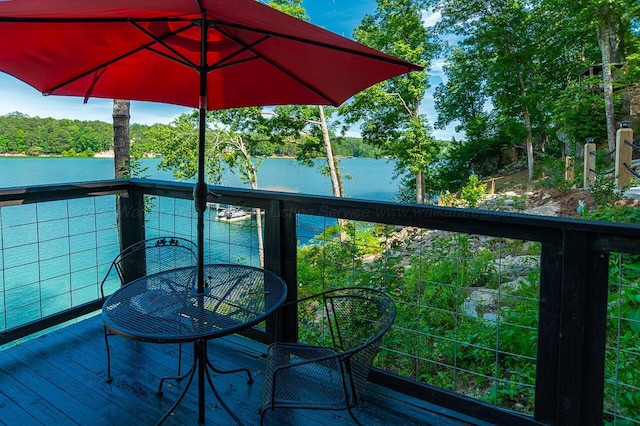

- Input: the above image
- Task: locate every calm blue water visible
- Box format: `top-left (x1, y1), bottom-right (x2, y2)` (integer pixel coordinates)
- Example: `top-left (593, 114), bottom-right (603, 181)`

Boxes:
top-left (0, 156), bottom-right (399, 201)
top-left (0, 156), bottom-right (399, 332)
top-left (0, 156), bottom-right (399, 244)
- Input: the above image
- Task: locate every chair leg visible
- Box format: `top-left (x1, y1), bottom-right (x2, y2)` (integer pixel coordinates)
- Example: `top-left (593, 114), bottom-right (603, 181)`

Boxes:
top-left (103, 326), bottom-right (113, 383)
top-left (177, 343), bottom-right (182, 376)
top-left (346, 405), bottom-right (363, 426)
top-left (259, 407), bottom-right (268, 426)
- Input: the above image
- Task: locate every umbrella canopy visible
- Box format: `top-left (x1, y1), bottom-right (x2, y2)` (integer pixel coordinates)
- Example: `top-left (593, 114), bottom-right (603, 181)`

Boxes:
top-left (0, 0), bottom-right (422, 295)
top-left (0, 0), bottom-right (421, 109)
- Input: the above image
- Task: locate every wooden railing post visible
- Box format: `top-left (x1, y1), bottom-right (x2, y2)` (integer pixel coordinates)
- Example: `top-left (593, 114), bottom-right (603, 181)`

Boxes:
top-left (565, 156), bottom-right (574, 183)
top-left (584, 142), bottom-right (597, 188)
top-left (614, 122), bottom-right (634, 189)
top-left (536, 231), bottom-right (609, 425)
top-left (580, 248), bottom-right (609, 425)
top-left (535, 243), bottom-right (562, 424)
top-left (117, 183), bottom-right (145, 281)
top-left (556, 230), bottom-right (588, 425)
top-left (264, 199), bottom-right (298, 343)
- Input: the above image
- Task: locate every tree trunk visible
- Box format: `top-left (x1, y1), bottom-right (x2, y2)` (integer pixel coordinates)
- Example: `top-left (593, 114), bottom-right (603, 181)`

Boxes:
top-left (596, 10), bottom-right (620, 154)
top-left (319, 106), bottom-right (342, 198)
top-left (414, 102), bottom-right (426, 204)
top-left (515, 69), bottom-right (535, 181)
top-left (238, 139), bottom-right (265, 268)
top-left (248, 172), bottom-right (265, 268)
top-left (524, 105), bottom-right (534, 181)
top-left (113, 99), bottom-right (131, 249)
top-left (416, 171), bottom-right (425, 204)
top-left (318, 106), bottom-right (347, 241)
top-left (113, 99), bottom-right (130, 178)
top-left (333, 156), bottom-right (345, 197)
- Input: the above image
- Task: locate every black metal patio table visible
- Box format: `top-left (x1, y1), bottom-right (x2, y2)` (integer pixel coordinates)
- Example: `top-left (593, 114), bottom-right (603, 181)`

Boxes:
top-left (102, 263), bottom-right (287, 425)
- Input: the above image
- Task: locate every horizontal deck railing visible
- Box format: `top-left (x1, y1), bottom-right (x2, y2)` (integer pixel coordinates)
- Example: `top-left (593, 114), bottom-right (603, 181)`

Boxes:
top-left (1, 178), bottom-right (639, 426)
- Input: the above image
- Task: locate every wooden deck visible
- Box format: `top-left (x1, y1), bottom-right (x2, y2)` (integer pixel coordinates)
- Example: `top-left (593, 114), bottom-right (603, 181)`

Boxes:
top-left (0, 315), bottom-right (488, 426)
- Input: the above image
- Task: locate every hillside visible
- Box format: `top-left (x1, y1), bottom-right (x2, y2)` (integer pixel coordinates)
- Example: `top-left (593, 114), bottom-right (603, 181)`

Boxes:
top-left (485, 169), bottom-right (638, 218)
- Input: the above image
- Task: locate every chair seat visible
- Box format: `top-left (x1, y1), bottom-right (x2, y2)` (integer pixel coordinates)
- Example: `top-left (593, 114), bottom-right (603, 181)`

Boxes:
top-left (263, 343), bottom-right (350, 409)
top-left (259, 287), bottom-right (396, 425)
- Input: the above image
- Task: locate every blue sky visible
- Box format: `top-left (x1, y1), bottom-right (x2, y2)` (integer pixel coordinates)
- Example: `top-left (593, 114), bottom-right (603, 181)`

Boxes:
top-left (0, 0), bottom-right (458, 140)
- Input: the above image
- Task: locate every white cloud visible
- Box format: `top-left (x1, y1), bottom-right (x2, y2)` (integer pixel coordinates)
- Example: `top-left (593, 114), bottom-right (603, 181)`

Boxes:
top-left (428, 59), bottom-right (449, 88)
top-left (422, 9), bottom-right (441, 28)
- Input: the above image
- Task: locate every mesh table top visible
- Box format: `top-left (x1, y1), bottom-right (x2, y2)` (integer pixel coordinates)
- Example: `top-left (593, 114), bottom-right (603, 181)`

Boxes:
top-left (102, 264), bottom-right (287, 343)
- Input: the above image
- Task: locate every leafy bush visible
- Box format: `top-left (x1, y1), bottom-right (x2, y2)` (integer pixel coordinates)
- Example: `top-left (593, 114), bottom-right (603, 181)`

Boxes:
top-left (585, 205), bottom-right (640, 224)
top-left (535, 154), bottom-right (571, 189)
top-left (460, 175), bottom-right (487, 208)
top-left (588, 176), bottom-right (623, 206)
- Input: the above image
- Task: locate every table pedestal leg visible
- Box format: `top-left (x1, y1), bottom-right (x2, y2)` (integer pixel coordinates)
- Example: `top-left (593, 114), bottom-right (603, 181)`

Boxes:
top-left (154, 339), bottom-right (252, 425)
top-left (206, 357), bottom-right (254, 384)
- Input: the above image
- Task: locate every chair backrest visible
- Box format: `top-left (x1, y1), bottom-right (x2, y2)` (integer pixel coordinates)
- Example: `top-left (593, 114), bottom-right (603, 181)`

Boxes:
top-left (109, 237), bottom-right (197, 287)
top-left (296, 287), bottom-right (396, 402)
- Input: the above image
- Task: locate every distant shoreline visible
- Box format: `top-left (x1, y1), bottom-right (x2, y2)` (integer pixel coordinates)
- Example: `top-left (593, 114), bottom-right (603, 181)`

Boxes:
top-left (0, 153), bottom-right (386, 160)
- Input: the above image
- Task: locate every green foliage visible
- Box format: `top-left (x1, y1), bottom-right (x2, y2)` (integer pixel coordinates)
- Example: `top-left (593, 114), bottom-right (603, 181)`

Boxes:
top-left (588, 177), bottom-right (624, 206)
top-left (585, 204), bottom-right (640, 224)
top-left (552, 78), bottom-right (608, 149)
top-left (0, 112), bottom-right (112, 155)
top-left (491, 194), bottom-right (527, 212)
top-left (342, 0), bottom-right (439, 203)
top-left (297, 229), bottom-right (543, 414)
top-left (460, 175), bottom-right (487, 208)
top-left (332, 136), bottom-right (383, 158)
top-left (535, 154), bottom-right (572, 189)
top-left (145, 114), bottom-right (201, 181)
top-left (432, 127), bottom-right (515, 193)
top-left (604, 249), bottom-right (640, 423)
top-left (268, 0), bottom-right (307, 20)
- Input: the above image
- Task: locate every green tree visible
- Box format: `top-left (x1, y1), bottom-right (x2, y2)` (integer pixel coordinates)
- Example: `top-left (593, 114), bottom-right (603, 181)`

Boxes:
top-left (14, 128), bottom-right (26, 153)
top-left (268, 0), bottom-right (348, 209)
top-left (578, 0), bottom-right (639, 152)
top-left (341, 0), bottom-right (438, 204)
top-left (146, 108), bottom-right (269, 265)
top-left (208, 108), bottom-right (267, 266)
top-left (431, 0), bottom-right (544, 181)
top-left (147, 113), bottom-right (203, 181)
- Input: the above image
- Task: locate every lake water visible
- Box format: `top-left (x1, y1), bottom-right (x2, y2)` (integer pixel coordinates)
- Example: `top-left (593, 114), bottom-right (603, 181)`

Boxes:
top-left (0, 156), bottom-right (399, 201)
top-left (0, 156), bottom-right (399, 333)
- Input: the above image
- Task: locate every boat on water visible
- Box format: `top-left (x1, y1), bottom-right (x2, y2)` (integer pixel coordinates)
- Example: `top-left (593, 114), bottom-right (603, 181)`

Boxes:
top-left (216, 206), bottom-right (250, 221)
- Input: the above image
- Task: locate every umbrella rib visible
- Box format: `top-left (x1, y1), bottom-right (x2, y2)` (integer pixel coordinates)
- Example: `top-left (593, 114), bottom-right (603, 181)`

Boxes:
top-left (130, 20), bottom-right (199, 70)
top-left (210, 20), bottom-right (422, 70)
top-left (145, 46), bottom-right (197, 71)
top-left (47, 48), bottom-right (144, 94)
top-left (46, 20), bottom-right (196, 95)
top-left (206, 35), bottom-right (268, 72)
top-left (208, 56), bottom-right (259, 72)
top-left (214, 26), bottom-right (341, 105)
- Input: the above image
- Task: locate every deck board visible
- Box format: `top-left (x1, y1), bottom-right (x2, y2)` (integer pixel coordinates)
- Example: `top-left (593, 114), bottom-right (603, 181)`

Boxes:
top-left (1, 315), bottom-right (485, 426)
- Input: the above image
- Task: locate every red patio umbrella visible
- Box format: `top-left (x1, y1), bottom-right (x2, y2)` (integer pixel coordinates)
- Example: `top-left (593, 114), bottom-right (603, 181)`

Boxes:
top-left (0, 0), bottom-right (422, 294)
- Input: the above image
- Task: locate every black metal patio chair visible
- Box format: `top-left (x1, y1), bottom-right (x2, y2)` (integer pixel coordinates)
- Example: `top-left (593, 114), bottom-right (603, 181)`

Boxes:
top-left (260, 287), bottom-right (396, 425)
top-left (100, 236), bottom-right (197, 383)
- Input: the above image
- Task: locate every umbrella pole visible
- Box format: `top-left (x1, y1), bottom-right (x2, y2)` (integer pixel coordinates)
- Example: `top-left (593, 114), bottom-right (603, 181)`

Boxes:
top-left (195, 108), bottom-right (207, 295)
top-left (194, 10), bottom-right (209, 424)
top-left (195, 11), bottom-right (208, 296)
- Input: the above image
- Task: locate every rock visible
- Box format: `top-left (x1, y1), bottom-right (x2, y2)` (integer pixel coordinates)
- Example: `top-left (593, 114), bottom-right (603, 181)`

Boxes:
top-left (461, 289), bottom-right (497, 319)
top-left (501, 276), bottom-right (529, 292)
top-left (523, 204), bottom-right (560, 216)
top-left (494, 255), bottom-right (539, 277)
